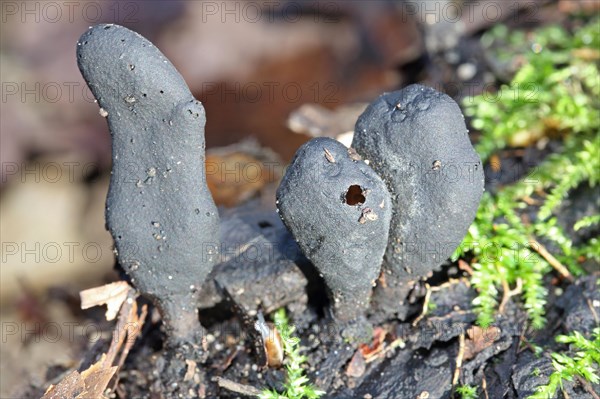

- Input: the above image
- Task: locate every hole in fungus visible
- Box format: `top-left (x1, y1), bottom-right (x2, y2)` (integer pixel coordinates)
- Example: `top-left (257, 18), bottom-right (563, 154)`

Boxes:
top-left (258, 221), bottom-right (272, 229)
top-left (345, 185), bottom-right (366, 206)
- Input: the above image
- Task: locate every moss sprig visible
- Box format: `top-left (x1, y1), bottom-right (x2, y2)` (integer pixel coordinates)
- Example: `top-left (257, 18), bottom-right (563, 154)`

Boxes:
top-left (456, 384), bottom-right (479, 399)
top-left (528, 328), bottom-right (600, 399)
top-left (259, 309), bottom-right (324, 399)
top-left (456, 17), bottom-right (599, 328)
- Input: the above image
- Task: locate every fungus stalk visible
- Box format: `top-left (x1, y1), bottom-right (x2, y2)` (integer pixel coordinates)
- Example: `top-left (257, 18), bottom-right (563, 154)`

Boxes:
top-left (77, 24), bottom-right (220, 346)
top-left (353, 84), bottom-right (484, 285)
top-left (276, 137), bottom-right (392, 328)
top-left (278, 86), bottom-right (484, 325)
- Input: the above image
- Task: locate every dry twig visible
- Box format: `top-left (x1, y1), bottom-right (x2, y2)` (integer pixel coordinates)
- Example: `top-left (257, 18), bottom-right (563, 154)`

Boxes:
top-left (214, 377), bottom-right (262, 397)
top-left (498, 277), bottom-right (523, 314)
top-left (576, 375), bottom-right (600, 399)
top-left (529, 238), bottom-right (574, 282)
top-left (451, 333), bottom-right (466, 396)
top-left (412, 283), bottom-right (432, 327)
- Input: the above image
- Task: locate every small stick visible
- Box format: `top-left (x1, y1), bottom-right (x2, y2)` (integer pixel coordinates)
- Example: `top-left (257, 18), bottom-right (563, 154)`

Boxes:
top-left (586, 298), bottom-right (600, 324)
top-left (451, 333), bottom-right (466, 396)
top-left (412, 283), bottom-right (432, 327)
top-left (324, 148), bottom-right (335, 163)
top-left (522, 196), bottom-right (540, 206)
top-left (116, 303), bottom-right (148, 370)
top-left (364, 338), bottom-right (405, 364)
top-left (104, 289), bottom-right (137, 367)
top-left (458, 259), bottom-right (474, 276)
top-left (482, 370), bottom-right (489, 399)
top-left (212, 346), bottom-right (241, 372)
top-left (575, 375), bottom-right (600, 399)
top-left (517, 327), bottom-right (540, 355)
top-left (430, 278), bottom-right (468, 291)
top-left (428, 310), bottom-right (471, 322)
top-left (499, 278), bottom-right (523, 314)
top-left (529, 238), bottom-right (574, 282)
top-left (215, 377), bottom-right (262, 397)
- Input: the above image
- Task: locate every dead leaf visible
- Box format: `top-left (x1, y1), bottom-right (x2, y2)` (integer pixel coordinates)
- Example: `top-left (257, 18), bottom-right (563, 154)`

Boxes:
top-left (287, 103), bottom-right (366, 140)
top-left (205, 141), bottom-right (282, 207)
top-left (42, 371), bottom-right (85, 399)
top-left (115, 302), bottom-right (148, 370)
top-left (489, 154), bottom-right (501, 173)
top-left (184, 359), bottom-right (197, 382)
top-left (104, 290), bottom-right (144, 369)
top-left (42, 355), bottom-right (117, 399)
top-left (464, 326), bottom-right (501, 361)
top-left (377, 270), bottom-right (388, 289)
top-left (79, 354), bottom-right (118, 398)
top-left (458, 259), bottom-right (473, 275)
top-left (47, 284), bottom-right (146, 398)
top-left (80, 281), bottom-right (133, 321)
top-left (359, 327), bottom-right (386, 360)
top-left (346, 350), bottom-right (366, 378)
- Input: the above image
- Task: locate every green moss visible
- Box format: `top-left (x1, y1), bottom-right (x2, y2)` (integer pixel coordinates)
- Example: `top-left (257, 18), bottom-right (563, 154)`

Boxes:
top-left (528, 328), bottom-right (600, 399)
top-left (465, 18), bottom-right (600, 162)
top-left (455, 17), bottom-right (600, 329)
top-left (259, 309), bottom-right (324, 399)
top-left (456, 384), bottom-right (478, 399)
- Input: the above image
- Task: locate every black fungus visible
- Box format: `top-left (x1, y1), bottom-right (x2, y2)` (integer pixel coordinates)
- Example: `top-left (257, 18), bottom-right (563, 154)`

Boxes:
top-left (276, 137), bottom-right (392, 323)
top-left (77, 24), bottom-right (220, 345)
top-left (353, 84), bottom-right (484, 284)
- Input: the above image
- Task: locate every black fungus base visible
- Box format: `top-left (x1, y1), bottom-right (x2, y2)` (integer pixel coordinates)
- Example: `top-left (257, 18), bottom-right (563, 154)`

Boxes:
top-left (18, 268), bottom-right (598, 399)
top-left (77, 24), bottom-right (220, 344)
top-left (353, 84), bottom-right (485, 285)
top-left (276, 137), bottom-right (392, 325)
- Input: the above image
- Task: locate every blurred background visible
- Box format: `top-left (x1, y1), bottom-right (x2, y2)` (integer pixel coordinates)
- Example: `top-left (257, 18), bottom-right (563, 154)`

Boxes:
top-left (0, 0), bottom-right (596, 395)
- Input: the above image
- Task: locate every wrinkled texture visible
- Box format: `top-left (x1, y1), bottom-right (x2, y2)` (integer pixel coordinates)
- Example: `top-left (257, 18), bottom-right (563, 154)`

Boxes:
top-left (277, 137), bottom-right (391, 322)
top-left (353, 84), bottom-right (484, 283)
top-left (77, 24), bottom-right (219, 343)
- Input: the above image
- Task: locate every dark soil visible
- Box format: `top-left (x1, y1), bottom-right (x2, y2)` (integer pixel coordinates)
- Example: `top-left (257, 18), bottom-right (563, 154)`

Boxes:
top-left (19, 198), bottom-right (599, 398)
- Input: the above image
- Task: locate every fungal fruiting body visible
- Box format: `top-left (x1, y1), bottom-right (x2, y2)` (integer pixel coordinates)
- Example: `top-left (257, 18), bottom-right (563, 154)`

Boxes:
top-left (353, 84), bottom-right (484, 284)
top-left (77, 24), bottom-right (219, 345)
top-left (276, 137), bottom-right (392, 324)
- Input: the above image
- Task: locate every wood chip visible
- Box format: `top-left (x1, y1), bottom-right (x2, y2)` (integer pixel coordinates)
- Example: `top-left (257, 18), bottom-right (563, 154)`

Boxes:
top-left (80, 281), bottom-right (133, 321)
top-left (80, 356), bottom-right (118, 398)
top-left (215, 377), bottom-right (262, 397)
top-left (324, 148), bottom-right (335, 163)
top-left (287, 103), bottom-right (366, 139)
top-left (42, 355), bottom-right (118, 399)
top-left (358, 208), bottom-right (378, 224)
top-left (46, 283), bottom-right (145, 399)
top-left (464, 326), bottom-right (501, 361)
top-left (359, 327), bottom-right (386, 360)
top-left (346, 350), bottom-right (366, 378)
top-left (184, 360), bottom-right (197, 382)
top-left (42, 371), bottom-right (85, 399)
top-left (348, 147), bottom-right (362, 161)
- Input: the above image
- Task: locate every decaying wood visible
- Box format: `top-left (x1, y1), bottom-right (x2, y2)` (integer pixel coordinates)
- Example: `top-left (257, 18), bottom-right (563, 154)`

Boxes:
top-left (214, 377), bottom-right (262, 397)
top-left (80, 281), bottom-right (132, 321)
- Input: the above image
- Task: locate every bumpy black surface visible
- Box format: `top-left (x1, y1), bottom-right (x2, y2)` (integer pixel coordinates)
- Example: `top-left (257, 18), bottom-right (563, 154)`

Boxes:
top-left (276, 137), bottom-right (392, 322)
top-left (353, 84), bottom-right (484, 283)
top-left (77, 24), bottom-right (219, 343)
